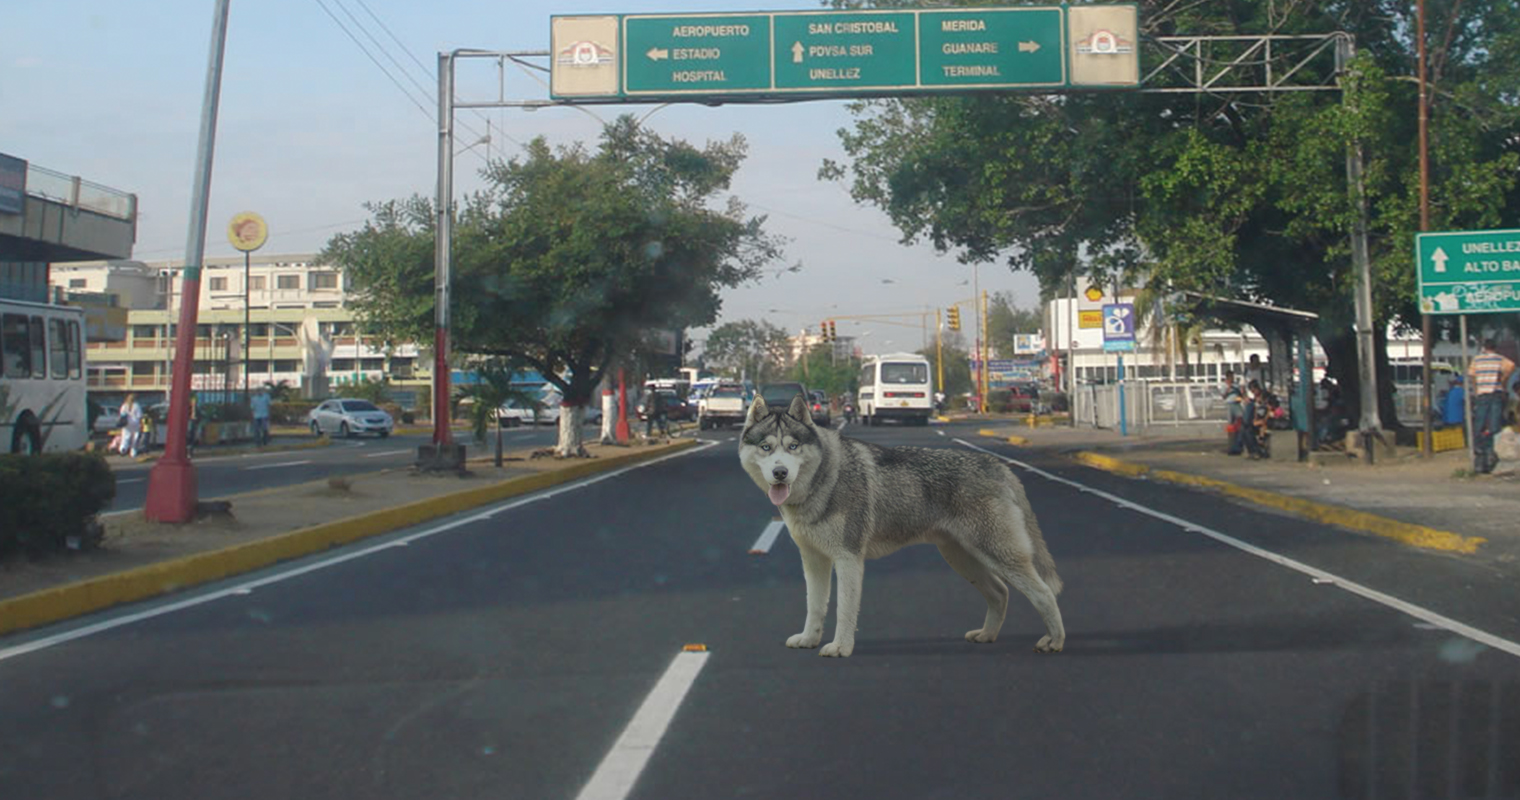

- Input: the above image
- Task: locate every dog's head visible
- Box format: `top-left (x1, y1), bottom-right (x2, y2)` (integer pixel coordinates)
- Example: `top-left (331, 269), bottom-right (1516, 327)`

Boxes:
top-left (739, 394), bottom-right (819, 506)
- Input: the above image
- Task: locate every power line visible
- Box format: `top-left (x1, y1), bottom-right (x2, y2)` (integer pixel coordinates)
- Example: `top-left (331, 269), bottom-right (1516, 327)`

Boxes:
top-left (312, 0), bottom-right (493, 166)
top-left (348, 0), bottom-right (529, 154)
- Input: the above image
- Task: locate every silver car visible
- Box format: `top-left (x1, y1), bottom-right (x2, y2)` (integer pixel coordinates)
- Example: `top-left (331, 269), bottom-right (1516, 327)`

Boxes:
top-left (307, 398), bottom-right (394, 438)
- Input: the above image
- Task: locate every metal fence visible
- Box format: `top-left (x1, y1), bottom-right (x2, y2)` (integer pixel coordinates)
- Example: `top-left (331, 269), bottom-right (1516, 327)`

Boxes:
top-left (1074, 380), bottom-right (1230, 433)
top-left (25, 163), bottom-right (136, 220)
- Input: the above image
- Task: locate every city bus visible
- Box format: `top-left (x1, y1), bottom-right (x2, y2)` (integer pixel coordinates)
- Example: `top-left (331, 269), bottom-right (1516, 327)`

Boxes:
top-left (1, 298), bottom-right (88, 453)
top-left (858, 352), bottom-right (934, 426)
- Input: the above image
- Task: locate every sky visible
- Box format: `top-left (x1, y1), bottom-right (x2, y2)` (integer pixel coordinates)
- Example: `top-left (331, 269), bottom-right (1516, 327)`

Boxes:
top-left (2, 0), bottom-right (1041, 356)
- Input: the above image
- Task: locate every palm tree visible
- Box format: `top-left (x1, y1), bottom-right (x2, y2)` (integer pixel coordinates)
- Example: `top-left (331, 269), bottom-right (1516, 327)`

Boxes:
top-left (463, 359), bottom-right (544, 467)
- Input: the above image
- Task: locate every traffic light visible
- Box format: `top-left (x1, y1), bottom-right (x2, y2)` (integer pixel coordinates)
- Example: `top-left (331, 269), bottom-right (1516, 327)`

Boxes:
top-left (827, 321), bottom-right (837, 342)
top-left (947, 306), bottom-right (961, 331)
top-left (820, 322), bottom-right (829, 342)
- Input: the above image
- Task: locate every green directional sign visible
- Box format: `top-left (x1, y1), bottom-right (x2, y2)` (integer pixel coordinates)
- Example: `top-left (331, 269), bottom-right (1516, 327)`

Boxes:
top-left (622, 14), bottom-right (771, 96)
top-left (919, 7), bottom-right (1065, 89)
top-left (771, 11), bottom-right (918, 92)
top-left (549, 5), bottom-right (1137, 103)
top-left (1416, 228), bottom-right (1520, 315)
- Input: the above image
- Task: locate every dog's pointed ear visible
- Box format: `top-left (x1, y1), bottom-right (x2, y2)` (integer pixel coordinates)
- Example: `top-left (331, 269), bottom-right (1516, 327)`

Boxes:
top-left (788, 393), bottom-right (813, 426)
top-left (747, 395), bottom-right (769, 424)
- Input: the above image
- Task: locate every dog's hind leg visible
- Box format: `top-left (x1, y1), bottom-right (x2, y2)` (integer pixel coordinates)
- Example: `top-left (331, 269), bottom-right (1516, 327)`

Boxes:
top-left (936, 542), bottom-right (1009, 643)
top-left (965, 539), bottom-right (1065, 653)
top-left (787, 538), bottom-right (832, 650)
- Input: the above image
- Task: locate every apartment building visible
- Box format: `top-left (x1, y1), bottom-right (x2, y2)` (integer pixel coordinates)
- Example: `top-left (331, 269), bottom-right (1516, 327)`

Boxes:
top-left (50, 254), bottom-right (426, 403)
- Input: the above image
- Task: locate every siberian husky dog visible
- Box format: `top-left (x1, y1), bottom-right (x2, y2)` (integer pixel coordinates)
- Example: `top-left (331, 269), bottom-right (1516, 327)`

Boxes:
top-left (739, 394), bottom-right (1065, 658)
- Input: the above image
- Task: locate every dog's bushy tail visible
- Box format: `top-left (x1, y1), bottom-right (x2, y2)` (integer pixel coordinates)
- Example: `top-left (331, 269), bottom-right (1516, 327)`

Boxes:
top-left (1008, 466), bottom-right (1062, 595)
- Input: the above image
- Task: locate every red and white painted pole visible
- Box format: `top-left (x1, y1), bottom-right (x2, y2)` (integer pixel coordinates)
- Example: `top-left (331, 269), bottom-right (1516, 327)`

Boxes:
top-left (145, 0), bottom-right (232, 522)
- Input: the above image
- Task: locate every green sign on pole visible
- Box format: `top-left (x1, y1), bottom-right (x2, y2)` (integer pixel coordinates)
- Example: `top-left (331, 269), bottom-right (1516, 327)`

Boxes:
top-left (549, 5), bottom-right (1137, 103)
top-left (1416, 229), bottom-right (1520, 315)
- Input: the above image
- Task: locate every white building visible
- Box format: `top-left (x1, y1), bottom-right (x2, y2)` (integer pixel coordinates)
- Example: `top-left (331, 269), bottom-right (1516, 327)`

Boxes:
top-left (50, 254), bottom-right (425, 402)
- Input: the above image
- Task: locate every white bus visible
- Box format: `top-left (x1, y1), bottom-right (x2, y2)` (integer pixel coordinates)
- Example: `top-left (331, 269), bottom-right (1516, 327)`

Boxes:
top-left (1, 298), bottom-right (88, 454)
top-left (858, 353), bottom-right (934, 426)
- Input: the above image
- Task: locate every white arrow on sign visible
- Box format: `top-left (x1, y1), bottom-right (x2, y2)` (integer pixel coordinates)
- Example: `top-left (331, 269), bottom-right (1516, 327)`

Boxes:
top-left (646, 47), bottom-right (669, 61)
top-left (1431, 246), bottom-right (1448, 273)
top-left (1018, 41), bottom-right (1041, 53)
top-left (792, 41), bottom-right (804, 64)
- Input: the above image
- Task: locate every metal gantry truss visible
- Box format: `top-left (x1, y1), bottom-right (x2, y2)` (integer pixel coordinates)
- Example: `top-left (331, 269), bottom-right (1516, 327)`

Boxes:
top-left (1141, 32), bottom-right (1352, 94)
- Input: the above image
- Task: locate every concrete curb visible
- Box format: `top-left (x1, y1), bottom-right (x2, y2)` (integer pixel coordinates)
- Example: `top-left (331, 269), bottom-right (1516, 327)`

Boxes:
top-left (1070, 451), bottom-right (1487, 555)
top-left (0, 439), bottom-right (699, 638)
top-left (127, 436), bottom-right (335, 464)
top-left (977, 429), bottom-right (1030, 446)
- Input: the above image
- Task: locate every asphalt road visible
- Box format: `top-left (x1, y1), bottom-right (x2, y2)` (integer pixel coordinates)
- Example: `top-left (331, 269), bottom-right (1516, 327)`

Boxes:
top-left (5, 421), bottom-right (1518, 799)
top-left (105, 426), bottom-right (566, 511)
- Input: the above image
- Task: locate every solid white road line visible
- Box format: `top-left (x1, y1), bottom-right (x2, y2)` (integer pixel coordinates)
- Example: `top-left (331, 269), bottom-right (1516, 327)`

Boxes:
top-left (364, 449), bottom-right (412, 458)
top-left (116, 478), bottom-right (145, 485)
top-left (0, 441), bottom-right (719, 663)
top-left (574, 650), bottom-right (711, 800)
top-left (954, 438), bottom-right (1520, 661)
top-left (243, 459), bottom-right (312, 471)
top-left (748, 520), bottom-right (786, 554)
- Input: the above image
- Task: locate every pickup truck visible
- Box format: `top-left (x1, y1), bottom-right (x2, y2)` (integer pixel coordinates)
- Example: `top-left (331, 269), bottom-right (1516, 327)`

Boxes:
top-left (698, 383), bottom-right (748, 430)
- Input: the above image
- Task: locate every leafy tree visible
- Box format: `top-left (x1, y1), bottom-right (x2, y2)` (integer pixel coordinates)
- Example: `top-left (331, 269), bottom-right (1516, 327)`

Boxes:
top-left (920, 342), bottom-right (972, 400)
top-left (823, 0), bottom-right (1520, 430)
top-left (324, 116), bottom-right (785, 455)
top-left (791, 343), bottom-right (859, 397)
top-left (986, 291), bottom-right (1043, 358)
top-left (461, 359), bottom-right (544, 467)
top-left (703, 320), bottom-right (793, 383)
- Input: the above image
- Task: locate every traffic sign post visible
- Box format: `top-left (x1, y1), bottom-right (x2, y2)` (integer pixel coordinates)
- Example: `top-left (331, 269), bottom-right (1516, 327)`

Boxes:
top-left (550, 5), bottom-right (1138, 104)
top-left (1101, 303), bottom-right (1135, 352)
top-left (1416, 228), bottom-right (1520, 315)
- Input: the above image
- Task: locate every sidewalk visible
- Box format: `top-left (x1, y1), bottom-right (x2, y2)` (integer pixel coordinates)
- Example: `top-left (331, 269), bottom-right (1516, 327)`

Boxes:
top-left (980, 423), bottom-right (1520, 564)
top-left (0, 437), bottom-right (697, 636)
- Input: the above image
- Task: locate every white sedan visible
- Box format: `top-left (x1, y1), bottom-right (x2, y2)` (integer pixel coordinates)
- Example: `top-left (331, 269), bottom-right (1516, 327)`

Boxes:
top-left (307, 398), bottom-right (394, 438)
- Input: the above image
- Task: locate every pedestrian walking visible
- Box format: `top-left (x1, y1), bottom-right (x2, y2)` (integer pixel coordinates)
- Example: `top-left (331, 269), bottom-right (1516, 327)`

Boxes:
top-left (1467, 339), bottom-right (1516, 473)
top-left (644, 389), bottom-right (669, 442)
top-left (187, 394), bottom-right (201, 456)
top-left (1223, 371), bottom-right (1246, 455)
top-left (118, 393), bottom-right (143, 458)
top-left (251, 387), bottom-right (272, 447)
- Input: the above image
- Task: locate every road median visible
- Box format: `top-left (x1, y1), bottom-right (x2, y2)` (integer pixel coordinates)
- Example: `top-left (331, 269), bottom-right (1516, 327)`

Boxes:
top-left (0, 438), bottom-right (697, 638)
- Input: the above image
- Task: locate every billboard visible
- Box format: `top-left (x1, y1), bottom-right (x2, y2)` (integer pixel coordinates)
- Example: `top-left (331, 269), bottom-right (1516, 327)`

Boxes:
top-left (0, 153), bottom-right (26, 215)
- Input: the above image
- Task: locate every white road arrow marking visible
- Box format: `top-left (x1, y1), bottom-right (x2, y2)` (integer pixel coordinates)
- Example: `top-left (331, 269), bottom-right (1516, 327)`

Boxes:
top-left (1432, 246), bottom-right (1448, 273)
top-left (1018, 41), bottom-right (1041, 53)
top-left (646, 47), bottom-right (669, 61)
top-left (792, 41), bottom-right (804, 63)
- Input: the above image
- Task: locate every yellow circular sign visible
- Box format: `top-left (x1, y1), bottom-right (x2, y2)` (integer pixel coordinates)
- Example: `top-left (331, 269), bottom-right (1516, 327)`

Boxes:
top-left (1084, 286), bottom-right (1105, 302)
top-left (227, 211), bottom-right (268, 252)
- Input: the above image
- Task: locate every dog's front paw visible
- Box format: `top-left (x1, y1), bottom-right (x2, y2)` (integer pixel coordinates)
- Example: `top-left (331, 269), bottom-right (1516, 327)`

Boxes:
top-left (786, 632), bottom-right (822, 649)
top-left (819, 641), bottom-right (854, 658)
top-left (1034, 635), bottom-right (1064, 653)
top-left (965, 628), bottom-right (998, 644)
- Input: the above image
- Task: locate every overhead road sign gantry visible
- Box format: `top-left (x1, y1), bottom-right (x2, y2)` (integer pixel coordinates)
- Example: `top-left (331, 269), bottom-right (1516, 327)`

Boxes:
top-left (549, 5), bottom-right (1138, 104)
top-left (1416, 228), bottom-right (1520, 315)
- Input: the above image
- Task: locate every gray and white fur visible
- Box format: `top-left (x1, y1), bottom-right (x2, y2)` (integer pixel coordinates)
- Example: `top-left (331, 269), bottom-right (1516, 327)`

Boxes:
top-left (739, 394), bottom-right (1065, 658)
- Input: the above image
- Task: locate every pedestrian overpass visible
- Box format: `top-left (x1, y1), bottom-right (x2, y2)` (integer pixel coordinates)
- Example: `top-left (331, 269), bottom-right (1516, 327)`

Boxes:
top-left (1, 153), bottom-right (137, 302)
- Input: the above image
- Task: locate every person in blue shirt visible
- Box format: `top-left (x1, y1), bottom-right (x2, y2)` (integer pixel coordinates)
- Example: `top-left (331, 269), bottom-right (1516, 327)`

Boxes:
top-left (1442, 376), bottom-right (1465, 427)
top-left (250, 388), bottom-right (273, 447)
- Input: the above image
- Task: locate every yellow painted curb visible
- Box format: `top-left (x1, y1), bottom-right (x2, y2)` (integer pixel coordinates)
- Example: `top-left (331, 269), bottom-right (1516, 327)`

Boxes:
top-left (1070, 451), bottom-right (1486, 555)
top-left (0, 439), bottom-right (698, 638)
top-left (978, 429), bottom-right (1029, 446)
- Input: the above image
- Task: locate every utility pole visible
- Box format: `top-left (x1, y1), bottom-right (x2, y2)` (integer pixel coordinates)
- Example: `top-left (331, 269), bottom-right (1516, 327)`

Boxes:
top-left (1417, 0), bottom-right (1434, 457)
top-left (935, 307), bottom-right (944, 404)
top-left (1338, 37), bottom-right (1385, 459)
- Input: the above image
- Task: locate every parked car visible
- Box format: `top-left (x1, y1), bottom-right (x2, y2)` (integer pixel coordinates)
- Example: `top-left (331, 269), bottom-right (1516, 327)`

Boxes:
top-left (807, 389), bottom-right (832, 427)
top-left (1006, 383), bottom-right (1041, 414)
top-left (758, 382), bottom-right (809, 414)
top-left (90, 399), bottom-right (121, 434)
top-left (637, 389), bottom-right (693, 422)
top-left (307, 398), bottom-right (394, 438)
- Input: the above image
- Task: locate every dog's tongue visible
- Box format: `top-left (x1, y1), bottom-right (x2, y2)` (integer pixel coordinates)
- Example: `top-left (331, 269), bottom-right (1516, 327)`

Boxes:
top-left (768, 483), bottom-right (791, 506)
